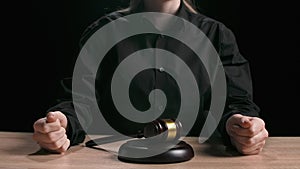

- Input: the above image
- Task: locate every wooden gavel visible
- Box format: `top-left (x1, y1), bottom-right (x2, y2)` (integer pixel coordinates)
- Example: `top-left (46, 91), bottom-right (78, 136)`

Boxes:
top-left (85, 119), bottom-right (183, 147)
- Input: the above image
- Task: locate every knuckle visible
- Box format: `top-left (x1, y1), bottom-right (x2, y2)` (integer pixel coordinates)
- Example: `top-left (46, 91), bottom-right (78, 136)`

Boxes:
top-left (60, 127), bottom-right (66, 134)
top-left (248, 128), bottom-right (256, 136)
top-left (51, 142), bottom-right (61, 150)
top-left (34, 118), bottom-right (47, 129)
top-left (41, 123), bottom-right (50, 133)
top-left (259, 147), bottom-right (264, 152)
top-left (64, 140), bottom-right (71, 150)
top-left (33, 121), bottom-right (42, 132)
top-left (260, 119), bottom-right (265, 126)
top-left (264, 130), bottom-right (269, 138)
top-left (261, 140), bottom-right (266, 147)
top-left (245, 138), bottom-right (255, 146)
top-left (46, 133), bottom-right (57, 143)
top-left (240, 147), bottom-right (249, 154)
top-left (61, 146), bottom-right (68, 152)
top-left (60, 140), bottom-right (70, 152)
top-left (33, 122), bottom-right (38, 130)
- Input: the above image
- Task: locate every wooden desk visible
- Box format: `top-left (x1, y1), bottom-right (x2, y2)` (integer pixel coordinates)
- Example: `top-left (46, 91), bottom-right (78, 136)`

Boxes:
top-left (0, 132), bottom-right (299, 169)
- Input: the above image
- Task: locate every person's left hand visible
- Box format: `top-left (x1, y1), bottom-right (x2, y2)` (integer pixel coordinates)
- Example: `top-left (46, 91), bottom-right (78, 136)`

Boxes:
top-left (226, 114), bottom-right (269, 155)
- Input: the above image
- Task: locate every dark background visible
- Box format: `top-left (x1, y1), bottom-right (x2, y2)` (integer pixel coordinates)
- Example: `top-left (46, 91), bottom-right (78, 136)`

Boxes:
top-left (2, 0), bottom-right (299, 136)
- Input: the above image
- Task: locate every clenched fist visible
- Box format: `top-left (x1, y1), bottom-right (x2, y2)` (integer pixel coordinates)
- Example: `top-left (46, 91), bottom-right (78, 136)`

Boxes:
top-left (33, 111), bottom-right (70, 153)
top-left (226, 114), bottom-right (269, 155)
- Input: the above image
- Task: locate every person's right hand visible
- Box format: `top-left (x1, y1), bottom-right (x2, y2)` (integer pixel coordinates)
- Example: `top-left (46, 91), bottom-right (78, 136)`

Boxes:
top-left (32, 111), bottom-right (70, 153)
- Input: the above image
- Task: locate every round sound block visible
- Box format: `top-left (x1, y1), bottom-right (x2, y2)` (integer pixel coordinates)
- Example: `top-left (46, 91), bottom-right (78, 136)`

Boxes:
top-left (118, 140), bottom-right (194, 164)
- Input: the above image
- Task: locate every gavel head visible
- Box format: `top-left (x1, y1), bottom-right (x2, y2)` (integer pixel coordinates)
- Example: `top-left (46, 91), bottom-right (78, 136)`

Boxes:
top-left (143, 119), bottom-right (182, 142)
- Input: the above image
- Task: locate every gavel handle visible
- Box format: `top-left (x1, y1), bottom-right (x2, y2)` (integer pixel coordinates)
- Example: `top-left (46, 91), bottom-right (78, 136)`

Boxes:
top-left (85, 133), bottom-right (144, 147)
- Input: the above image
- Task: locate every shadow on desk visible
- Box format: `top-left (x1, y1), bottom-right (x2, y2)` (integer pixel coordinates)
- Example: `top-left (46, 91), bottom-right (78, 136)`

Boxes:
top-left (0, 132), bottom-right (85, 162)
top-left (195, 137), bottom-right (242, 157)
top-left (201, 140), bottom-right (241, 157)
top-left (1, 132), bottom-right (39, 156)
top-left (27, 145), bottom-right (85, 162)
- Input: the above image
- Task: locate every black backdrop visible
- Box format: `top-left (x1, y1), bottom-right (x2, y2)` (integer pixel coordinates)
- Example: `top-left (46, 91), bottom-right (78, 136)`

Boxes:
top-left (2, 0), bottom-right (299, 136)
